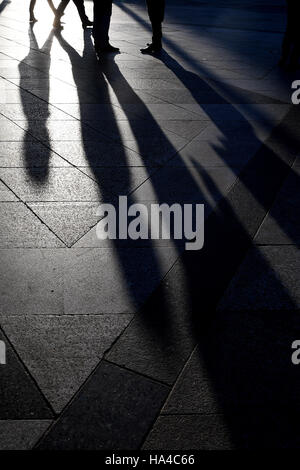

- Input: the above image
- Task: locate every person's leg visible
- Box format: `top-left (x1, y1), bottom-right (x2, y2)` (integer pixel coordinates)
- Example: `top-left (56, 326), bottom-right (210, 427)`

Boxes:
top-left (148, 0), bottom-right (165, 47)
top-left (93, 0), bottom-right (118, 52)
top-left (29, 0), bottom-right (37, 22)
top-left (141, 0), bottom-right (165, 53)
top-left (72, 0), bottom-right (92, 27)
top-left (288, 5), bottom-right (300, 69)
top-left (54, 0), bottom-right (70, 26)
top-left (47, 0), bottom-right (57, 14)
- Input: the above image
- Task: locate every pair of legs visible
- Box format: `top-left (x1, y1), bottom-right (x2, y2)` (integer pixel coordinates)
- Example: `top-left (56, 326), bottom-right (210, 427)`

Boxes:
top-left (29, 0), bottom-right (56, 22)
top-left (92, 0), bottom-right (165, 56)
top-left (280, 0), bottom-right (300, 69)
top-left (93, 0), bottom-right (119, 53)
top-left (141, 0), bottom-right (165, 54)
top-left (53, 0), bottom-right (92, 28)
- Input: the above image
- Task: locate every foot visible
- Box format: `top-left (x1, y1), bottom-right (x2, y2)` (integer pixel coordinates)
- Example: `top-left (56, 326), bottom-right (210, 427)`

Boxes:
top-left (95, 44), bottom-right (120, 54)
top-left (29, 16), bottom-right (38, 23)
top-left (140, 43), bottom-right (162, 55)
top-left (82, 19), bottom-right (93, 29)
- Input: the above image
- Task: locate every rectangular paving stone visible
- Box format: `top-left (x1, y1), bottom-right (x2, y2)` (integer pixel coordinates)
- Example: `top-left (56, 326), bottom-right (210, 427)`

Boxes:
top-left (0, 249), bottom-right (65, 316)
top-left (108, 78), bottom-right (182, 91)
top-left (0, 245), bottom-right (179, 315)
top-left (0, 118), bottom-right (36, 141)
top-left (0, 103), bottom-right (76, 121)
top-left (63, 246), bottom-right (179, 315)
top-left (195, 120), bottom-right (273, 142)
top-left (106, 131), bottom-right (188, 162)
top-left (200, 103), bottom-right (291, 123)
top-left (131, 166), bottom-right (238, 207)
top-left (158, 120), bottom-right (208, 140)
top-left (122, 103), bottom-right (203, 121)
top-left (15, 120), bottom-right (103, 142)
top-left (0, 89), bottom-right (45, 104)
top-left (106, 89), bottom-right (167, 105)
top-left (0, 141), bottom-right (71, 168)
top-left (49, 140), bottom-right (149, 167)
top-left (9, 78), bottom-right (73, 90)
top-left (168, 138), bottom-right (261, 168)
top-left (0, 65), bottom-right (46, 79)
top-left (37, 360), bottom-right (169, 450)
top-left (54, 103), bottom-right (139, 121)
top-left (144, 88), bottom-right (222, 105)
top-left (0, 167), bottom-right (102, 202)
top-left (27, 87), bottom-right (96, 104)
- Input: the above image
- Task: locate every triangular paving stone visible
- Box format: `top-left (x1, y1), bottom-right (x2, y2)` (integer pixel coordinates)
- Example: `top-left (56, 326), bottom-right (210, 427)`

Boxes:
top-left (0, 202), bottom-right (64, 248)
top-left (0, 420), bottom-right (52, 450)
top-left (0, 330), bottom-right (54, 419)
top-left (28, 202), bottom-right (102, 247)
top-left (0, 315), bottom-right (132, 413)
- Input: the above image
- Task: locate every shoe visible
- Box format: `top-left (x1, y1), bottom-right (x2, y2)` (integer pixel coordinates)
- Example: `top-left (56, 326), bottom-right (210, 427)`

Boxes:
top-left (82, 19), bottom-right (93, 29)
top-left (95, 44), bottom-right (120, 54)
top-left (29, 16), bottom-right (38, 23)
top-left (140, 43), bottom-right (162, 55)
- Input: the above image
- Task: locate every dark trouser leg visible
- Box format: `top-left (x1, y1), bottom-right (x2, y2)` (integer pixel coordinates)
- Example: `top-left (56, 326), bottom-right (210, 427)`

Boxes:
top-left (146, 0), bottom-right (165, 47)
top-left (72, 0), bottom-right (89, 23)
top-left (29, 0), bottom-right (36, 18)
top-left (56, 0), bottom-right (70, 19)
top-left (280, 31), bottom-right (291, 64)
top-left (290, 38), bottom-right (300, 68)
top-left (93, 0), bottom-right (112, 49)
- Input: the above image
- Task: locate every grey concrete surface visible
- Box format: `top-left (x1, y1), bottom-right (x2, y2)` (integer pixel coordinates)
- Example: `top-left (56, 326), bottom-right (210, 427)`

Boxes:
top-left (0, 0), bottom-right (298, 450)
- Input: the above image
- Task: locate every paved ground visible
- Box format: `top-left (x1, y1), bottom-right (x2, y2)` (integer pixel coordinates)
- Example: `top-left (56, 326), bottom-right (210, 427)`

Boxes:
top-left (0, 0), bottom-right (299, 450)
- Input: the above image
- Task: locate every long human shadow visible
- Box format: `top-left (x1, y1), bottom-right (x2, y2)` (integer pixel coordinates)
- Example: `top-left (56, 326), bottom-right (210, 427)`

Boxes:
top-left (54, 30), bottom-right (174, 315)
top-left (101, 34), bottom-right (300, 449)
top-left (55, 30), bottom-right (300, 447)
top-left (54, 30), bottom-right (246, 332)
top-left (158, 51), bottom-right (300, 247)
top-left (18, 26), bottom-right (55, 183)
top-left (182, 157), bottom-right (300, 448)
top-left (138, 55), bottom-right (300, 447)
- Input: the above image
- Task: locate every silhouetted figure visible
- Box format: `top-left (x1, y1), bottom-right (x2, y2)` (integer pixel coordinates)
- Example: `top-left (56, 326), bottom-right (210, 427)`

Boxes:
top-left (93, 0), bottom-right (119, 54)
top-left (141, 0), bottom-right (165, 54)
top-left (279, 0), bottom-right (300, 70)
top-left (53, 0), bottom-right (92, 29)
top-left (29, 0), bottom-right (56, 22)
